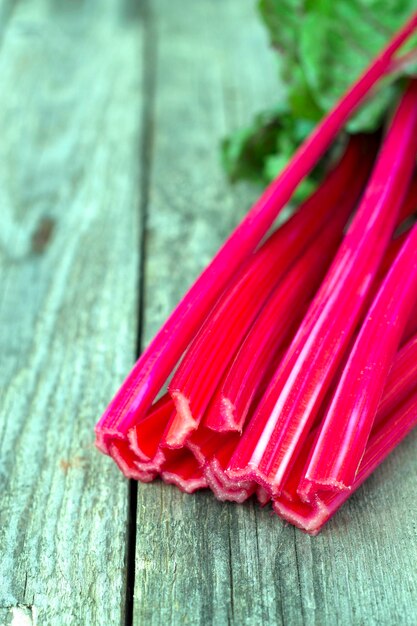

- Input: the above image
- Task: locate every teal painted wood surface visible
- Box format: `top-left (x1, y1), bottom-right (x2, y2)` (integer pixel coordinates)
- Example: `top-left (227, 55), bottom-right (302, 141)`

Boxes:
top-left (0, 0), bottom-right (142, 623)
top-left (1, 1), bottom-right (417, 625)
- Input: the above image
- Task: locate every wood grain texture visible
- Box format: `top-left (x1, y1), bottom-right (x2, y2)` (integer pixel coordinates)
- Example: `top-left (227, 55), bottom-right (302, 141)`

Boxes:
top-left (2, 1), bottom-right (417, 625)
top-left (133, 1), bottom-right (417, 625)
top-left (0, 0), bottom-right (144, 623)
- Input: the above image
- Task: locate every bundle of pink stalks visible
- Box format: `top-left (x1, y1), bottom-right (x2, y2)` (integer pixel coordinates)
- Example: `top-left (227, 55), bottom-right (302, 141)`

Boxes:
top-left (96, 15), bottom-right (417, 534)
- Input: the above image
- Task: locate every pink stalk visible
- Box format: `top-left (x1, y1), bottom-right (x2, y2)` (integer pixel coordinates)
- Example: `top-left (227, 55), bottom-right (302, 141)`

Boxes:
top-left (112, 233), bottom-right (417, 485)
top-left (359, 172), bottom-right (417, 306)
top-left (95, 14), bottom-right (417, 454)
top-left (299, 222), bottom-right (417, 499)
top-left (128, 393), bottom-right (174, 462)
top-left (187, 429), bottom-right (256, 503)
top-left (160, 449), bottom-right (208, 493)
top-left (274, 387), bottom-right (417, 535)
top-left (204, 188), bottom-right (415, 436)
top-left (192, 332), bottom-right (417, 504)
top-left (109, 439), bottom-right (158, 482)
top-left (226, 82), bottom-right (417, 494)
top-left (396, 174), bottom-right (417, 225)
top-left (276, 329), bottom-right (417, 504)
top-left (256, 487), bottom-right (271, 506)
top-left (111, 394), bottom-right (175, 477)
top-left (164, 142), bottom-right (365, 447)
top-left (210, 188), bottom-right (417, 432)
top-left (203, 174), bottom-right (370, 434)
top-left (374, 332), bottom-right (417, 425)
top-left (115, 235), bottom-right (417, 487)
top-left (402, 306), bottom-right (417, 343)
top-left (113, 157), bottom-right (362, 474)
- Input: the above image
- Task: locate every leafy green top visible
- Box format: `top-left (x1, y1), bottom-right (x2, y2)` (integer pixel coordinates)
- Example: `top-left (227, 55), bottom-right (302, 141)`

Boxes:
top-left (222, 0), bottom-right (417, 191)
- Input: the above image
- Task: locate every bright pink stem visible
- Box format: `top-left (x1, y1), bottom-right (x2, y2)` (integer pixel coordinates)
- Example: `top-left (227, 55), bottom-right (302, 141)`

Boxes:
top-left (275, 330), bottom-right (417, 503)
top-left (274, 387), bottom-right (417, 535)
top-left (376, 332), bottom-right (417, 424)
top-left (203, 205), bottom-right (354, 434)
top-left (109, 439), bottom-right (158, 482)
top-left (161, 449), bottom-right (208, 493)
top-left (128, 393), bottom-right (175, 462)
top-left (206, 175), bottom-right (416, 436)
top-left (227, 82), bottom-right (417, 494)
top-left (299, 221), bottom-right (417, 497)
top-left (95, 15), bottom-right (417, 454)
top-left (164, 143), bottom-right (363, 447)
top-left (186, 427), bottom-right (256, 502)
top-left (396, 174), bottom-right (417, 224)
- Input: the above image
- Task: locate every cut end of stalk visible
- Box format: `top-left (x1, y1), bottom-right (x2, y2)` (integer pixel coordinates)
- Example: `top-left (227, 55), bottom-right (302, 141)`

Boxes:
top-left (132, 450), bottom-right (167, 474)
top-left (127, 428), bottom-right (165, 464)
top-left (204, 464), bottom-right (254, 503)
top-left (126, 393), bottom-right (175, 461)
top-left (95, 427), bottom-right (119, 455)
top-left (161, 470), bottom-right (208, 493)
top-left (273, 496), bottom-right (331, 536)
top-left (109, 440), bottom-right (157, 482)
top-left (184, 438), bottom-right (207, 466)
top-left (206, 396), bottom-right (242, 433)
top-left (164, 392), bottom-right (198, 448)
top-left (256, 486), bottom-right (271, 506)
top-left (226, 463), bottom-right (276, 495)
top-left (127, 427), bottom-right (154, 463)
top-left (161, 449), bottom-right (208, 492)
top-left (210, 457), bottom-right (254, 492)
top-left (298, 477), bottom-right (352, 503)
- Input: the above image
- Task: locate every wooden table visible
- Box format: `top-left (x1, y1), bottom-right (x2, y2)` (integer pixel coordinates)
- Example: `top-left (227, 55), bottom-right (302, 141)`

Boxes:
top-left (1, 1), bottom-right (417, 624)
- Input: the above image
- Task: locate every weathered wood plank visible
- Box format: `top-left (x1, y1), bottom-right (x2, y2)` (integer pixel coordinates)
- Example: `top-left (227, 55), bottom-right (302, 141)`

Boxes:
top-left (134, 1), bottom-right (417, 625)
top-left (134, 1), bottom-right (282, 624)
top-left (0, 1), bottom-right (144, 623)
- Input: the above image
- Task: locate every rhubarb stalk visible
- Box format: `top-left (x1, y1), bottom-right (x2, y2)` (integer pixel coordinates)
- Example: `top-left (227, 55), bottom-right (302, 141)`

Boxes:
top-left (202, 194), bottom-right (361, 434)
top-left (299, 221), bottom-right (417, 498)
top-left (274, 387), bottom-right (417, 535)
top-left (95, 14), bottom-right (417, 454)
top-left (166, 141), bottom-right (369, 446)
top-left (227, 82), bottom-right (417, 494)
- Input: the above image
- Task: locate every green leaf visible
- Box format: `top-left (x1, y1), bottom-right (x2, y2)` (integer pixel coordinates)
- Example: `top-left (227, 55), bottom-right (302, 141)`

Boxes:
top-left (264, 153), bottom-right (317, 202)
top-left (222, 106), bottom-right (318, 200)
top-left (297, 2), bottom-right (412, 131)
top-left (223, 0), bottom-right (417, 189)
top-left (258, 0), bottom-right (303, 54)
top-left (221, 108), bottom-right (286, 184)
